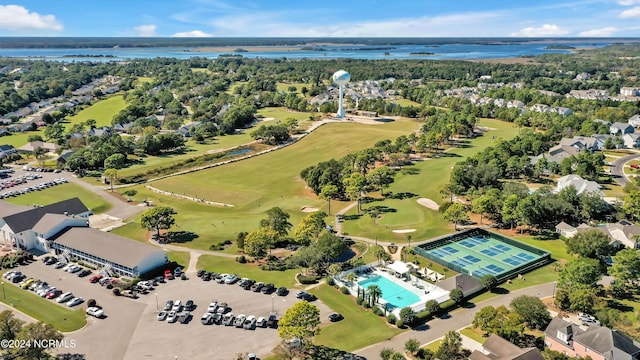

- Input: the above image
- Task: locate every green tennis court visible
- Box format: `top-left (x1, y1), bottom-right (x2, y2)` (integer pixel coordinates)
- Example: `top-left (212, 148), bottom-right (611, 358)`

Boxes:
top-left (416, 229), bottom-right (550, 281)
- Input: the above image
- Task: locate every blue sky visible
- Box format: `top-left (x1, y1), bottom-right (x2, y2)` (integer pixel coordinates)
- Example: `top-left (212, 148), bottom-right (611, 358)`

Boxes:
top-left (1, 0), bottom-right (640, 37)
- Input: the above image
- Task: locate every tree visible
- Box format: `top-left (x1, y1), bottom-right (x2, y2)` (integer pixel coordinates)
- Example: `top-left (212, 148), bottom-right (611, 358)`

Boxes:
top-left (566, 229), bottom-right (613, 259)
top-left (380, 348), bottom-right (395, 360)
top-left (103, 168), bottom-right (118, 192)
top-left (260, 207), bottom-right (293, 238)
top-left (140, 206), bottom-right (176, 239)
top-left (104, 153), bottom-right (126, 169)
top-left (425, 299), bottom-right (440, 314)
top-left (374, 246), bottom-right (390, 266)
top-left (510, 295), bottom-right (551, 330)
top-left (568, 289), bottom-right (595, 312)
top-left (399, 307), bottom-right (416, 326)
top-left (471, 195), bottom-right (492, 224)
top-left (367, 166), bottom-right (396, 196)
top-left (449, 288), bottom-right (464, 304)
top-left (244, 227), bottom-right (278, 257)
top-left (293, 211), bottom-right (327, 245)
top-left (236, 231), bottom-right (248, 251)
top-left (10, 321), bottom-right (63, 360)
top-left (622, 189), bottom-right (640, 221)
top-left (558, 258), bottom-right (602, 293)
top-left (367, 285), bottom-right (382, 307)
top-left (435, 330), bottom-right (462, 360)
top-left (443, 203), bottom-right (469, 230)
top-left (343, 173), bottom-right (367, 214)
top-left (319, 184), bottom-right (338, 215)
top-left (277, 301), bottom-right (320, 348)
top-left (480, 274), bottom-right (498, 291)
top-left (609, 249), bottom-right (640, 285)
top-left (405, 338), bottom-right (420, 355)
top-left (0, 310), bottom-right (24, 342)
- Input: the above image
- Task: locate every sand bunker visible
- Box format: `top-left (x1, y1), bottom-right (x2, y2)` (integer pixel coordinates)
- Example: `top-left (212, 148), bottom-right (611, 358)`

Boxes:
top-left (261, 117), bottom-right (276, 122)
top-left (417, 198), bottom-right (439, 210)
top-left (392, 229), bottom-right (416, 233)
top-left (300, 206), bottom-right (320, 213)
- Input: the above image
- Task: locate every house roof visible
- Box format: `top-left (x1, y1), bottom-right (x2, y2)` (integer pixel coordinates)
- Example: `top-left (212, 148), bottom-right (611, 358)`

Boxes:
top-left (387, 261), bottom-right (410, 274)
top-left (2, 198), bottom-right (90, 234)
top-left (32, 213), bottom-right (84, 235)
top-left (575, 326), bottom-right (640, 359)
top-left (612, 122), bottom-right (633, 131)
top-left (0, 145), bottom-right (15, 152)
top-left (557, 174), bottom-right (602, 195)
top-left (53, 227), bottom-right (166, 269)
top-left (555, 222), bottom-right (575, 232)
top-left (0, 201), bottom-right (31, 219)
top-left (473, 334), bottom-right (545, 360)
top-left (544, 317), bottom-right (584, 346)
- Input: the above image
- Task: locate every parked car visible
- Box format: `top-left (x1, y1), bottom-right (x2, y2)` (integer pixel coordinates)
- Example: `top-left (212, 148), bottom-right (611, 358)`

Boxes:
top-left (86, 307), bottom-right (104, 318)
top-left (184, 299), bottom-right (195, 311)
top-left (68, 266), bottom-right (82, 274)
top-left (243, 315), bottom-right (256, 330)
top-left (53, 262), bottom-right (65, 269)
top-left (46, 289), bottom-right (62, 299)
top-left (207, 301), bottom-right (218, 313)
top-left (224, 274), bottom-right (238, 284)
top-left (164, 300), bottom-right (174, 311)
top-left (66, 297), bottom-right (84, 307)
top-left (201, 272), bottom-right (211, 281)
top-left (241, 279), bottom-right (255, 290)
top-left (251, 282), bottom-right (264, 292)
top-left (3, 271), bottom-right (19, 279)
top-left (295, 290), bottom-right (308, 299)
top-left (211, 312), bottom-right (223, 324)
top-left (276, 287), bottom-right (288, 296)
top-left (197, 270), bottom-right (205, 278)
top-left (157, 311), bottom-right (168, 321)
top-left (216, 302), bottom-right (228, 314)
top-left (166, 311), bottom-right (178, 323)
top-left (256, 316), bottom-right (267, 328)
top-left (174, 267), bottom-right (182, 277)
top-left (222, 313), bottom-right (235, 326)
top-left (89, 275), bottom-right (103, 283)
top-left (172, 300), bottom-right (183, 312)
top-left (267, 314), bottom-right (278, 328)
top-left (261, 283), bottom-right (275, 294)
top-left (178, 311), bottom-right (191, 324)
top-left (234, 314), bottom-right (246, 328)
top-left (164, 269), bottom-right (174, 280)
top-left (200, 313), bottom-right (212, 325)
top-left (215, 274), bottom-right (227, 284)
top-left (303, 293), bottom-right (317, 301)
top-left (329, 313), bottom-right (344, 322)
top-left (77, 269), bottom-right (91, 277)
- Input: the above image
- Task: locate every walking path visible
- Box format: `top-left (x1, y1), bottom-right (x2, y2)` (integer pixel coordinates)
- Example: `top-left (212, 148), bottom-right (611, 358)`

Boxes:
top-left (354, 282), bottom-right (555, 358)
top-left (144, 185), bottom-right (234, 207)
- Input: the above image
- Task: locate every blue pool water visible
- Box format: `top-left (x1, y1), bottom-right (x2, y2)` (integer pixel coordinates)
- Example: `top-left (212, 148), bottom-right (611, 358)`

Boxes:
top-left (358, 275), bottom-right (421, 309)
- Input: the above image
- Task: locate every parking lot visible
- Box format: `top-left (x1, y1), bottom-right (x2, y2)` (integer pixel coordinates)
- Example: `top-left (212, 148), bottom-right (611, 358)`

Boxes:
top-left (16, 259), bottom-right (333, 359)
top-left (0, 167), bottom-right (69, 200)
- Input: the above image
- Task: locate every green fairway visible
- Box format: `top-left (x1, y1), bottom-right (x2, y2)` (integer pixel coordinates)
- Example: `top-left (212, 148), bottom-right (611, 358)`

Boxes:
top-left (310, 284), bottom-right (404, 351)
top-left (0, 130), bottom-right (45, 148)
top-left (275, 82), bottom-right (312, 94)
top-left (64, 95), bottom-right (126, 128)
top-left (3, 182), bottom-right (112, 214)
top-left (391, 98), bottom-right (422, 107)
top-left (196, 255), bottom-right (299, 288)
top-left (116, 119), bottom-right (419, 250)
top-left (257, 106), bottom-right (316, 122)
top-left (116, 133), bottom-right (254, 178)
top-left (167, 250), bottom-right (190, 268)
top-left (0, 277), bottom-right (86, 332)
top-left (341, 118), bottom-right (520, 242)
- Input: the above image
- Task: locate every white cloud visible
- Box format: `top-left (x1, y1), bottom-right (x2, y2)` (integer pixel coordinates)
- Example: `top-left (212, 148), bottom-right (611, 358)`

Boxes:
top-left (510, 24), bottom-right (569, 37)
top-left (618, 0), bottom-right (640, 5)
top-left (578, 26), bottom-right (618, 36)
top-left (0, 5), bottom-right (62, 31)
top-left (134, 24), bottom-right (157, 37)
top-left (171, 30), bottom-right (212, 37)
top-left (620, 6), bottom-right (640, 17)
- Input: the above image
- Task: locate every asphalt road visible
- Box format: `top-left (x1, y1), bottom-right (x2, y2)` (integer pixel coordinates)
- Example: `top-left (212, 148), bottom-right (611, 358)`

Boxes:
top-left (610, 152), bottom-right (640, 187)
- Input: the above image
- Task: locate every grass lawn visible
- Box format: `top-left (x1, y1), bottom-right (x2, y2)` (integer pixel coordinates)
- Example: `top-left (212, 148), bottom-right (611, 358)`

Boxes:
top-left (118, 119), bottom-right (419, 250)
top-left (116, 133), bottom-right (254, 178)
top-left (136, 77), bottom-right (155, 84)
top-left (64, 95), bottom-right (126, 129)
top-left (276, 82), bottom-right (312, 94)
top-left (0, 129), bottom-right (46, 148)
top-left (0, 277), bottom-right (86, 332)
top-left (460, 327), bottom-right (487, 344)
top-left (167, 250), bottom-right (190, 268)
top-left (341, 118), bottom-right (520, 243)
top-left (422, 339), bottom-right (443, 352)
top-left (390, 98), bottom-right (422, 107)
top-left (3, 183), bottom-right (112, 214)
top-left (110, 222), bottom-right (148, 242)
top-left (196, 255), bottom-right (300, 289)
top-left (257, 107), bottom-right (316, 122)
top-left (190, 68), bottom-right (211, 74)
top-left (310, 284), bottom-right (404, 351)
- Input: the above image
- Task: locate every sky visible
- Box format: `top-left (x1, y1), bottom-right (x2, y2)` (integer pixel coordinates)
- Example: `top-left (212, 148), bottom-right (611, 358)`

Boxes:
top-left (1, 0), bottom-right (640, 38)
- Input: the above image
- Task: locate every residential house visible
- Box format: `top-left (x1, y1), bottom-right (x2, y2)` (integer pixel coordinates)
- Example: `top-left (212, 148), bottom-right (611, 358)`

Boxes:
top-left (0, 128), bottom-right (7, 137)
top-left (530, 104), bottom-right (551, 113)
top-left (620, 87), bottom-right (640, 97)
top-left (556, 174), bottom-right (602, 196)
top-left (470, 334), bottom-right (544, 360)
top-left (606, 221), bottom-right (640, 249)
top-left (575, 72), bottom-right (591, 81)
top-left (610, 122), bottom-right (634, 136)
top-left (544, 317), bottom-right (640, 360)
top-left (18, 141), bottom-right (60, 154)
top-left (507, 100), bottom-right (525, 110)
top-left (0, 145), bottom-right (16, 159)
top-left (87, 126), bottom-right (113, 137)
top-left (177, 121), bottom-right (202, 137)
top-left (113, 122), bottom-right (134, 133)
top-left (554, 107), bottom-right (574, 116)
top-left (559, 136), bottom-right (600, 151)
top-left (623, 133), bottom-right (640, 149)
top-left (628, 115), bottom-right (640, 128)
top-left (556, 222), bottom-right (580, 238)
top-left (56, 150), bottom-right (76, 167)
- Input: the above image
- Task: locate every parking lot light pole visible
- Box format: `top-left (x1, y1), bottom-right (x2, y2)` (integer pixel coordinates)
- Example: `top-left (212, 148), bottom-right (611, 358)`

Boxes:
top-left (155, 293), bottom-right (158, 312)
top-left (271, 294), bottom-right (275, 313)
top-left (1, 281), bottom-right (4, 300)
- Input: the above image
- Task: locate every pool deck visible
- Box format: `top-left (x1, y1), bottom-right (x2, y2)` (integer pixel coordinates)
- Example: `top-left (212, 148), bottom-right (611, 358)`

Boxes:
top-left (337, 264), bottom-right (450, 314)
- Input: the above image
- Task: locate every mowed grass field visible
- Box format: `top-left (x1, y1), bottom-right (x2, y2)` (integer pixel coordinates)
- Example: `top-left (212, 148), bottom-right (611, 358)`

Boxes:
top-left (341, 118), bottom-right (521, 242)
top-left (3, 182), bottom-right (112, 214)
top-left (64, 95), bottom-right (126, 129)
top-left (197, 255), bottom-right (299, 288)
top-left (119, 119), bottom-right (420, 250)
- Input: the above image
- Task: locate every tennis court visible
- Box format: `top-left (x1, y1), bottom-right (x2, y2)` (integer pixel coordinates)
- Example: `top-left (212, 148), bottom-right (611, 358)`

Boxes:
top-left (418, 230), bottom-right (549, 280)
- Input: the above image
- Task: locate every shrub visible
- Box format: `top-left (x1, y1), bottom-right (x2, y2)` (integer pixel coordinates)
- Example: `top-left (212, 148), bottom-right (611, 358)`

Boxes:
top-left (356, 296), bottom-right (364, 305)
top-left (223, 239), bottom-right (233, 245)
top-left (364, 302), bottom-right (371, 309)
top-left (123, 189), bottom-right (137, 196)
top-left (396, 319), bottom-right (405, 328)
top-left (386, 313), bottom-right (397, 324)
top-left (373, 306), bottom-right (384, 316)
top-left (326, 276), bottom-right (335, 286)
top-left (112, 288), bottom-right (121, 296)
top-left (341, 286), bottom-right (350, 294)
top-left (399, 307), bottom-right (416, 325)
top-left (236, 255), bottom-right (247, 263)
top-left (297, 274), bottom-right (319, 284)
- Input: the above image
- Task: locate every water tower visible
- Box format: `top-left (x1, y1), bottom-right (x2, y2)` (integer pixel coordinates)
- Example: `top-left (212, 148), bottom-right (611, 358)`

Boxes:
top-left (332, 70), bottom-right (351, 118)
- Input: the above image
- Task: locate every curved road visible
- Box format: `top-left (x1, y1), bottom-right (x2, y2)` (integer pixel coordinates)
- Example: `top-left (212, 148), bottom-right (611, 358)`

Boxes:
top-left (610, 151), bottom-right (640, 187)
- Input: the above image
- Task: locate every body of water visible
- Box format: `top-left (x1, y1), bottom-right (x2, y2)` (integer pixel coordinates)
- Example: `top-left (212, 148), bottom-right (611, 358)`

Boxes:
top-left (0, 41), bottom-right (610, 61)
top-left (358, 275), bottom-right (421, 309)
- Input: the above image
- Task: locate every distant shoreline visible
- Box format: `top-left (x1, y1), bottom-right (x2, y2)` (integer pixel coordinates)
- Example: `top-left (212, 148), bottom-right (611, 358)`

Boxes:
top-left (190, 46), bottom-right (304, 53)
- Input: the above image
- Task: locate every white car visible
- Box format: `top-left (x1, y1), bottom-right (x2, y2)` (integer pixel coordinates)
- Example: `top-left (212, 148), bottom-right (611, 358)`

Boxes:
top-left (37, 286), bottom-right (55, 297)
top-left (86, 307), bottom-right (104, 318)
top-left (62, 263), bottom-right (75, 272)
top-left (56, 292), bottom-right (74, 303)
top-left (172, 300), bottom-right (182, 312)
top-left (207, 301), bottom-right (218, 313)
top-left (224, 274), bottom-right (238, 284)
top-left (166, 311), bottom-right (178, 323)
top-left (66, 297), bottom-right (84, 307)
top-left (256, 316), bottom-right (267, 328)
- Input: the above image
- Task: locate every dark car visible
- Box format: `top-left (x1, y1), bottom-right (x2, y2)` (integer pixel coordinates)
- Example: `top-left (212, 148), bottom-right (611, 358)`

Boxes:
top-left (241, 279), bottom-right (255, 290)
top-left (251, 282), bottom-right (264, 292)
top-left (328, 313), bottom-right (344, 322)
top-left (77, 269), bottom-right (91, 277)
top-left (197, 270), bottom-right (205, 278)
top-left (185, 299), bottom-right (195, 311)
top-left (267, 314), bottom-right (278, 328)
top-left (202, 272), bottom-right (211, 281)
top-left (261, 283), bottom-right (275, 294)
top-left (276, 287), bottom-right (288, 296)
top-left (303, 293), bottom-right (317, 302)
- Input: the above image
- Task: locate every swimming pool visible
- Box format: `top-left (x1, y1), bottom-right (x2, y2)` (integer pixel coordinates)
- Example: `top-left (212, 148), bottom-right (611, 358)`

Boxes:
top-left (358, 275), bottom-right (421, 309)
